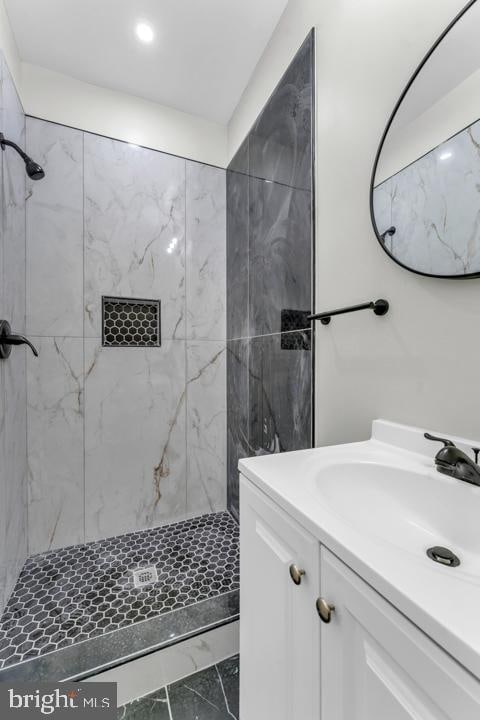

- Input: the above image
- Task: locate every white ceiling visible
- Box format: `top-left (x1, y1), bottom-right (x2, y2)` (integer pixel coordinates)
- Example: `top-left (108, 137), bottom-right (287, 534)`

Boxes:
top-left (5, 0), bottom-right (288, 124)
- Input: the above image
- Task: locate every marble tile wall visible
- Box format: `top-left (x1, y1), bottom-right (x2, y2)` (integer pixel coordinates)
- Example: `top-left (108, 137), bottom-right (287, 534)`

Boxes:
top-left (0, 54), bottom-right (28, 613)
top-left (373, 119), bottom-right (480, 275)
top-left (226, 32), bottom-right (314, 519)
top-left (25, 119), bottom-right (227, 552)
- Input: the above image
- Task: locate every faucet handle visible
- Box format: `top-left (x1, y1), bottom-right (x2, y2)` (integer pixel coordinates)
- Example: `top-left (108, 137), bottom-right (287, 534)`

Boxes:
top-left (424, 432), bottom-right (456, 448)
top-left (472, 448), bottom-right (480, 464)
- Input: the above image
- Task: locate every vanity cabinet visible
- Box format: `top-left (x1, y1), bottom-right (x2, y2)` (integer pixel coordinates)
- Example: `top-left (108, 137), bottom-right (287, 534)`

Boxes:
top-left (321, 548), bottom-right (480, 720)
top-left (240, 479), bottom-right (320, 720)
top-left (240, 476), bottom-right (480, 720)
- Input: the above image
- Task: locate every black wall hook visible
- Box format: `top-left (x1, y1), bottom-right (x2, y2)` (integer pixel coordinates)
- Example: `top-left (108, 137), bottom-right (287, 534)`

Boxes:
top-left (308, 299), bottom-right (389, 325)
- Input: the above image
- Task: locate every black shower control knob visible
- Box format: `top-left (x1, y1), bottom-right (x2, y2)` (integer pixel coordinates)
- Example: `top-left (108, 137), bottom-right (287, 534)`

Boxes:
top-left (0, 319), bottom-right (39, 359)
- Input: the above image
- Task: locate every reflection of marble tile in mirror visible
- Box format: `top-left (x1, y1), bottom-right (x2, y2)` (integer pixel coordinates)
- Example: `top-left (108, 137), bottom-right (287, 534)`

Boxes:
top-left (374, 119), bottom-right (480, 275)
top-left (371, 0), bottom-right (480, 277)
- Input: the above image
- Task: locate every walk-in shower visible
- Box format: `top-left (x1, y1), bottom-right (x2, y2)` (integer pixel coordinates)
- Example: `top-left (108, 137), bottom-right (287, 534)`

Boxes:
top-left (0, 26), bottom-right (314, 716)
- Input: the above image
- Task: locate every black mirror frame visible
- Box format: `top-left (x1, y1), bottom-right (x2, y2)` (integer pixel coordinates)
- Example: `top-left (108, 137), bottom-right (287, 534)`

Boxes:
top-left (369, 0), bottom-right (480, 279)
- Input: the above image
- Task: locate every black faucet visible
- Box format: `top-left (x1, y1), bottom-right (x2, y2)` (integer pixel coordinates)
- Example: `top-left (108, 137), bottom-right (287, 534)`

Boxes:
top-left (424, 433), bottom-right (480, 487)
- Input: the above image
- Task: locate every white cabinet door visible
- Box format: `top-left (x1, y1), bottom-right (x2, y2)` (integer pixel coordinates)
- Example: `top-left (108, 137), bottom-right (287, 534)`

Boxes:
top-left (320, 548), bottom-right (480, 720)
top-left (240, 476), bottom-right (320, 720)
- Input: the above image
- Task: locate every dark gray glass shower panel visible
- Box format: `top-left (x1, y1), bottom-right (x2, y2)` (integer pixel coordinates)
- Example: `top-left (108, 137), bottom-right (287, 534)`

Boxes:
top-left (249, 34), bottom-right (313, 192)
top-left (249, 331), bottom-right (312, 456)
top-left (226, 340), bottom-right (251, 521)
top-left (249, 178), bottom-right (311, 338)
top-left (226, 31), bottom-right (314, 519)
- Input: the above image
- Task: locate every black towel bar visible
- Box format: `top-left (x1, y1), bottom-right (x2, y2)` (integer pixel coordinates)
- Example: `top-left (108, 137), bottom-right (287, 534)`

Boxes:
top-left (308, 299), bottom-right (389, 325)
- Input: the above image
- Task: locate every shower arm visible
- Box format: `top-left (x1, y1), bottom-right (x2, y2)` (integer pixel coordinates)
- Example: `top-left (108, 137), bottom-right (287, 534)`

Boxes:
top-left (0, 132), bottom-right (45, 180)
top-left (0, 133), bottom-right (29, 162)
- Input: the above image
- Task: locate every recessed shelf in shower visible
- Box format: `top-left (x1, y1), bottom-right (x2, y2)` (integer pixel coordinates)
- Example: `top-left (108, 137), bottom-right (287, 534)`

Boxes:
top-left (102, 296), bottom-right (161, 347)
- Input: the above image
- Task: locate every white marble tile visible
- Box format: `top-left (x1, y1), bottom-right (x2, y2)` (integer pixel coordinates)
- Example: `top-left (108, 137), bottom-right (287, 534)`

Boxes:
top-left (27, 337), bottom-right (84, 554)
top-left (2, 53), bottom-right (26, 332)
top-left (3, 349), bottom-right (27, 604)
top-left (26, 118), bottom-right (84, 336)
top-left (0, 53), bottom-right (28, 608)
top-left (84, 135), bottom-right (186, 340)
top-left (84, 340), bottom-right (187, 541)
top-left (186, 162), bottom-right (226, 340)
top-left (186, 341), bottom-right (226, 515)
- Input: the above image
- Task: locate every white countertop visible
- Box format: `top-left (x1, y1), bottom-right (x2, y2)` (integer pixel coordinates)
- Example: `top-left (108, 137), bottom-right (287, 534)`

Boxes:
top-left (239, 419), bottom-right (480, 680)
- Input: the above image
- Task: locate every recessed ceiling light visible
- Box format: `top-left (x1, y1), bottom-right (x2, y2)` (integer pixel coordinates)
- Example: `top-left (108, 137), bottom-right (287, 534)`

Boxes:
top-left (439, 151), bottom-right (453, 161)
top-left (136, 22), bottom-right (154, 44)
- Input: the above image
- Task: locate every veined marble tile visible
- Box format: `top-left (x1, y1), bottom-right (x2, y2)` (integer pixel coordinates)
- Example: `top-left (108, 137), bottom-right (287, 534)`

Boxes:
top-left (2, 55), bottom-right (26, 332)
top-left (249, 32), bottom-right (313, 191)
top-left (0, 54), bottom-right (28, 609)
top-left (3, 350), bottom-right (27, 607)
top-left (84, 340), bottom-right (187, 541)
top-left (249, 178), bottom-right (312, 337)
top-left (249, 332), bottom-right (312, 457)
top-left (84, 135), bottom-right (186, 340)
top-left (0, 376), bottom-right (5, 614)
top-left (186, 162), bottom-right (226, 341)
top-left (167, 655), bottom-right (239, 720)
top-left (226, 140), bottom-right (249, 341)
top-left (186, 341), bottom-right (226, 515)
top-left (26, 119), bottom-right (83, 336)
top-left (27, 337), bottom-right (84, 554)
top-left (226, 340), bottom-right (251, 520)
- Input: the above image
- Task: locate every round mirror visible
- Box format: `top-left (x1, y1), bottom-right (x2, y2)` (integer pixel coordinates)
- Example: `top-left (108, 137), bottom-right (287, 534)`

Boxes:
top-left (371, 0), bottom-right (480, 278)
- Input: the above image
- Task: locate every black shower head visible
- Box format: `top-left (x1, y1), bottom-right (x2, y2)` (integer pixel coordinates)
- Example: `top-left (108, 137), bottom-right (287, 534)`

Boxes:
top-left (0, 132), bottom-right (45, 181)
top-left (25, 158), bottom-right (45, 181)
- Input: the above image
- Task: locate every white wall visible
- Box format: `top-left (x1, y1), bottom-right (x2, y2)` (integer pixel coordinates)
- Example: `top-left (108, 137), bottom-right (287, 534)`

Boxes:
top-left (21, 63), bottom-right (227, 167)
top-left (0, 0), bottom-right (227, 167)
top-left (377, 66), bottom-right (480, 184)
top-left (228, 0), bottom-right (480, 444)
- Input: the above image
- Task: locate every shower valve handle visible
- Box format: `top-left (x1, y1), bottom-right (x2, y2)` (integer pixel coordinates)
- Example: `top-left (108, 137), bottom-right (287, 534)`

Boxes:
top-left (0, 320), bottom-right (38, 359)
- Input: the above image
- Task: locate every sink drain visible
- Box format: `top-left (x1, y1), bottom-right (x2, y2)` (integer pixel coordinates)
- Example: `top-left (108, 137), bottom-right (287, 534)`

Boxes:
top-left (426, 546), bottom-right (460, 567)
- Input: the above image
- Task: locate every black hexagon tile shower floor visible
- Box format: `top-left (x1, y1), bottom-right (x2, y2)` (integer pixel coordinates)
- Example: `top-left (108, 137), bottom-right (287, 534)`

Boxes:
top-left (0, 512), bottom-right (239, 670)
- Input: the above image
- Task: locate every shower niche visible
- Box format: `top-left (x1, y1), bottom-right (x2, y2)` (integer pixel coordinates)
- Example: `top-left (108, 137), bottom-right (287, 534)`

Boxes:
top-left (102, 296), bottom-right (161, 348)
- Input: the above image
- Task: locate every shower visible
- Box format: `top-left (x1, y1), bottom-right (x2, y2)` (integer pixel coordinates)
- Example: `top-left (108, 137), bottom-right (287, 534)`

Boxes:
top-left (0, 131), bottom-right (45, 180)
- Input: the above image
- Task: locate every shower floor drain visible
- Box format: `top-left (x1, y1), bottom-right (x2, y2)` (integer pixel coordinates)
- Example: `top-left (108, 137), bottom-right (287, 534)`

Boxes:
top-left (133, 566), bottom-right (159, 588)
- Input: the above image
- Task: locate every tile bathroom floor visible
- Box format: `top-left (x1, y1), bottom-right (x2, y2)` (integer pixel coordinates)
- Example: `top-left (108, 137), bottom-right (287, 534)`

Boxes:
top-left (0, 512), bottom-right (239, 672)
top-left (118, 655), bottom-right (239, 719)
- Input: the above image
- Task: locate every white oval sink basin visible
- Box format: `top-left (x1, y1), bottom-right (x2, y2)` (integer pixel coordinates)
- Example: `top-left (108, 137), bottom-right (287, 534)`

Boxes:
top-left (314, 461), bottom-right (480, 575)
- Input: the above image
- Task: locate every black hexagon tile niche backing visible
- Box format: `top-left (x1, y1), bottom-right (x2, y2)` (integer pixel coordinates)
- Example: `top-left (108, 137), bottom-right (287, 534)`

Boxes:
top-left (102, 296), bottom-right (161, 347)
top-left (0, 512), bottom-right (239, 670)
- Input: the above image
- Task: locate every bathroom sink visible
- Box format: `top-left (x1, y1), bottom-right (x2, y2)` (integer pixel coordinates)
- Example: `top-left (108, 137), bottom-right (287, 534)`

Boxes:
top-left (313, 461), bottom-right (480, 571)
top-left (239, 419), bottom-right (480, 583)
top-left (239, 419), bottom-right (480, 681)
